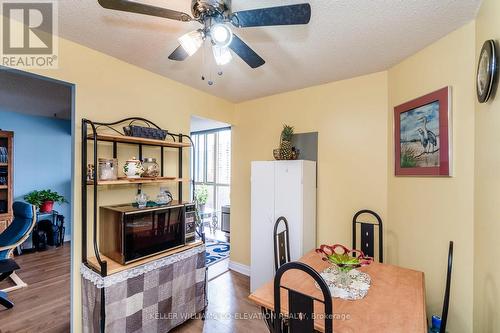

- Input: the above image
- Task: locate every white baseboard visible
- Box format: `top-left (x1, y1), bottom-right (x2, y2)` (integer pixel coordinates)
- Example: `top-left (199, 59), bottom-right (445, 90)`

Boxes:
top-left (228, 260), bottom-right (250, 276)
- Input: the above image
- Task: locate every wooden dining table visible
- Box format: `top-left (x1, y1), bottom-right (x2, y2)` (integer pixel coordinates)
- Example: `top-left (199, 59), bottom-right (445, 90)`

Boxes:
top-left (248, 250), bottom-right (427, 333)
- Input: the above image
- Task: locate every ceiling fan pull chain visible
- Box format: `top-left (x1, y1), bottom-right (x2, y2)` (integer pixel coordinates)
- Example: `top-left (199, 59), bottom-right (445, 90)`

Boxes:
top-left (208, 46), bottom-right (214, 86)
top-left (201, 39), bottom-right (206, 82)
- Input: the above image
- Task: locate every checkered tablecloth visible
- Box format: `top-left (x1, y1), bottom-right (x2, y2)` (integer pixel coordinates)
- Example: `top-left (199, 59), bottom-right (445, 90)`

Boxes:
top-left (81, 245), bottom-right (206, 333)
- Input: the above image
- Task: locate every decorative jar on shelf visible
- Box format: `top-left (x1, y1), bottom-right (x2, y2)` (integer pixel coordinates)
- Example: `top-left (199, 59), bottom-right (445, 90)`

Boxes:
top-left (135, 192), bottom-right (148, 208)
top-left (123, 157), bottom-right (144, 178)
top-left (142, 157), bottom-right (160, 178)
top-left (98, 158), bottom-right (118, 181)
top-left (156, 187), bottom-right (173, 205)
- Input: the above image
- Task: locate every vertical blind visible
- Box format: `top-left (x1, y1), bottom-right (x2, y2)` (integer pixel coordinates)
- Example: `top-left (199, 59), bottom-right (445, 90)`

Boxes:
top-left (191, 128), bottom-right (231, 216)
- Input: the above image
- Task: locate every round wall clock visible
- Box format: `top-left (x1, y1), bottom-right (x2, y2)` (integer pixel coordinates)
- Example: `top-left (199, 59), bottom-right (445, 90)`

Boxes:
top-left (477, 40), bottom-right (498, 103)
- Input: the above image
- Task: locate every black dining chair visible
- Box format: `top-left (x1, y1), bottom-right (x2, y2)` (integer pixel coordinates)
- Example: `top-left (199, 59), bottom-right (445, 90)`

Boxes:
top-left (274, 261), bottom-right (333, 333)
top-left (274, 217), bottom-right (291, 272)
top-left (439, 241), bottom-right (453, 333)
top-left (352, 209), bottom-right (383, 262)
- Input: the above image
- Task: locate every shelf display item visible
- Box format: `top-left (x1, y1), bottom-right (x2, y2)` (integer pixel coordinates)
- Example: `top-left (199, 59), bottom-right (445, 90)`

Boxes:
top-left (142, 157), bottom-right (160, 178)
top-left (123, 157), bottom-right (144, 179)
top-left (98, 158), bottom-right (118, 181)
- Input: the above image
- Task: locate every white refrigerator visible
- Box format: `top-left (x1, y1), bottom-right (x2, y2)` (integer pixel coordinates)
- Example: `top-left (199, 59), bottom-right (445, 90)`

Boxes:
top-left (250, 160), bottom-right (317, 292)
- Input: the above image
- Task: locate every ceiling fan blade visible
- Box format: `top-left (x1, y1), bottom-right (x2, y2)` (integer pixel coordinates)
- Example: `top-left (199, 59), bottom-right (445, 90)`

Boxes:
top-left (168, 45), bottom-right (189, 61)
top-left (229, 34), bottom-right (265, 69)
top-left (231, 3), bottom-right (311, 28)
top-left (98, 0), bottom-right (192, 22)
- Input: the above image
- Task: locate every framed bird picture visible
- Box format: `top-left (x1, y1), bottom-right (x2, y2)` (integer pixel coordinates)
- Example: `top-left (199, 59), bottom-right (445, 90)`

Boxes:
top-left (394, 87), bottom-right (451, 176)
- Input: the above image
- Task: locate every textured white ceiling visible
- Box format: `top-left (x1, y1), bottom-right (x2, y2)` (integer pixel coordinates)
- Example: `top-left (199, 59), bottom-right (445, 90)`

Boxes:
top-left (57, 0), bottom-right (481, 102)
top-left (190, 115), bottom-right (230, 132)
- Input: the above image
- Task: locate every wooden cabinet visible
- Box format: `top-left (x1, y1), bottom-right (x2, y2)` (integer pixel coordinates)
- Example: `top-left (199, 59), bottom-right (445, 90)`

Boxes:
top-left (0, 130), bottom-right (13, 233)
top-left (0, 217), bottom-right (11, 233)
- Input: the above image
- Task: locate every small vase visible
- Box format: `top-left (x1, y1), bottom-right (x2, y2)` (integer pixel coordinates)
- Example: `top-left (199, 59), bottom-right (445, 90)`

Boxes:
top-left (135, 192), bottom-right (148, 208)
top-left (337, 268), bottom-right (352, 288)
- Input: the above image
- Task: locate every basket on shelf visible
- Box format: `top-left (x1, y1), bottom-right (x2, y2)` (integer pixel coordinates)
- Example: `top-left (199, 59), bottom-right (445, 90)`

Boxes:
top-left (123, 120), bottom-right (167, 140)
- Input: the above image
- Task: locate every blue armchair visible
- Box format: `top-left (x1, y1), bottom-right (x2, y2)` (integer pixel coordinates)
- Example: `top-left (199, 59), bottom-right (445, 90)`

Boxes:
top-left (0, 202), bottom-right (36, 301)
top-left (0, 202), bottom-right (36, 260)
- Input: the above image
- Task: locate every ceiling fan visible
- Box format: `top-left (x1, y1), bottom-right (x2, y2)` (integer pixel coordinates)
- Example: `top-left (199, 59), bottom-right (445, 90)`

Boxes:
top-left (97, 0), bottom-right (312, 69)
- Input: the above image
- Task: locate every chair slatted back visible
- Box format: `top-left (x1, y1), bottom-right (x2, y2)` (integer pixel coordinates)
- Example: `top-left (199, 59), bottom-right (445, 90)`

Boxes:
top-left (274, 262), bottom-right (333, 333)
top-left (274, 217), bottom-right (291, 272)
top-left (352, 210), bottom-right (383, 262)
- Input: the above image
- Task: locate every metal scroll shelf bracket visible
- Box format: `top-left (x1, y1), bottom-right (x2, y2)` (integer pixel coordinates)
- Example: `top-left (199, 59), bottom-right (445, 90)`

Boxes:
top-left (81, 117), bottom-right (195, 333)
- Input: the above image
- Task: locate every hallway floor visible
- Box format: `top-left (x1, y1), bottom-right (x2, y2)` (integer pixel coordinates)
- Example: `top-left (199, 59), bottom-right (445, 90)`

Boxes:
top-left (172, 270), bottom-right (267, 333)
top-left (0, 243), bottom-right (71, 333)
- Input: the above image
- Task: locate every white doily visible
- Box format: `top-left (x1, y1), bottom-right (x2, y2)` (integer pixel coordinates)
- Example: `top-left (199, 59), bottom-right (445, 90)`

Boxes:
top-left (315, 266), bottom-right (371, 300)
top-left (80, 245), bottom-right (206, 288)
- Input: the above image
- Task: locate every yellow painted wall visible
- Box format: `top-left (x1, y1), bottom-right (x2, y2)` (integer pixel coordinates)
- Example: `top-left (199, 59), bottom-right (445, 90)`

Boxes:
top-left (3, 11), bottom-right (488, 333)
top-left (387, 22), bottom-right (476, 332)
top-left (17, 35), bottom-right (235, 332)
top-left (231, 72), bottom-right (389, 266)
top-left (231, 24), bottom-right (476, 332)
top-left (474, 0), bottom-right (500, 330)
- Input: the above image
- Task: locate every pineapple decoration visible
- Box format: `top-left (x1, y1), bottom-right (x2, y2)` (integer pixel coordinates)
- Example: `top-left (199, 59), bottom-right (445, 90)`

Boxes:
top-left (279, 124), bottom-right (294, 160)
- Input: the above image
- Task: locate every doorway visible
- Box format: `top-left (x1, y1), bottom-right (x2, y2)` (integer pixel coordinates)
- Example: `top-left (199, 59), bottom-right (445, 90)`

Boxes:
top-left (0, 67), bottom-right (74, 332)
top-left (190, 116), bottom-right (231, 279)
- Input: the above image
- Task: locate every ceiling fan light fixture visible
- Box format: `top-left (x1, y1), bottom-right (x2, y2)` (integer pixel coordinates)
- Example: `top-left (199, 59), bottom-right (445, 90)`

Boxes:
top-left (178, 30), bottom-right (203, 56)
top-left (210, 23), bottom-right (233, 48)
top-left (212, 45), bottom-right (232, 66)
top-left (99, 1), bottom-right (313, 70)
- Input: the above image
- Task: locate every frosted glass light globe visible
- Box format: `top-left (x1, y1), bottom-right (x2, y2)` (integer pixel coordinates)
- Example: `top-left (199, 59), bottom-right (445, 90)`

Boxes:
top-left (211, 23), bottom-right (233, 47)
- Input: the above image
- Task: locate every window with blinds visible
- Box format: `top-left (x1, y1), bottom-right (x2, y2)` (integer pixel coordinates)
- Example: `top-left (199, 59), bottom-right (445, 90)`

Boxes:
top-left (191, 128), bottom-right (231, 216)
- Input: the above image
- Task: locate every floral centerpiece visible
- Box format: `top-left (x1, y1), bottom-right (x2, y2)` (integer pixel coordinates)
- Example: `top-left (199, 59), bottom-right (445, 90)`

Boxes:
top-left (316, 244), bottom-right (373, 289)
top-left (316, 244), bottom-right (373, 271)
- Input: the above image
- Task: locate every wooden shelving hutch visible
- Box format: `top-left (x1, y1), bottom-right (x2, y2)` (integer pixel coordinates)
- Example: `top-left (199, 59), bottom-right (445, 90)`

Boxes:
top-left (0, 130), bottom-right (13, 233)
top-left (87, 133), bottom-right (191, 148)
top-left (81, 118), bottom-right (197, 333)
top-left (86, 176), bottom-right (190, 186)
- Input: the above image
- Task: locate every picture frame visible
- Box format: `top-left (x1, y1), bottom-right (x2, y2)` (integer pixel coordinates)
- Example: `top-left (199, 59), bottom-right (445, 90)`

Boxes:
top-left (394, 87), bottom-right (451, 176)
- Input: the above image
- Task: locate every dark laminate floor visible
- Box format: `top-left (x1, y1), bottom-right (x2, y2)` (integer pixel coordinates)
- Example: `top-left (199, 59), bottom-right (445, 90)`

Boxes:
top-left (172, 270), bottom-right (268, 333)
top-left (0, 243), bottom-right (71, 333)
top-left (0, 243), bottom-right (267, 333)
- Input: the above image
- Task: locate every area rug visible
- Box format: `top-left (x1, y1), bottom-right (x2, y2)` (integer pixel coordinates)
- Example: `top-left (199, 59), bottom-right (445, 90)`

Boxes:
top-left (205, 240), bottom-right (230, 266)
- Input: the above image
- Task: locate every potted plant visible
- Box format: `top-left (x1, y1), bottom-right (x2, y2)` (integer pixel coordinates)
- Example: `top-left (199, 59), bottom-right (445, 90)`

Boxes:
top-left (280, 124), bottom-right (294, 160)
top-left (194, 185), bottom-right (208, 212)
top-left (24, 189), bottom-right (67, 213)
